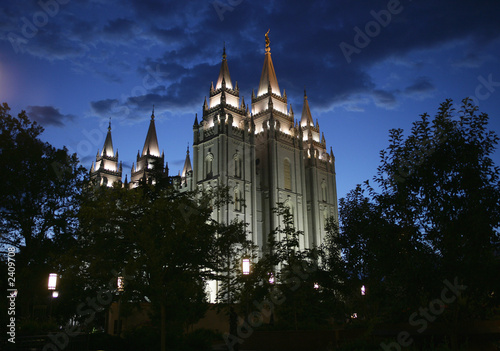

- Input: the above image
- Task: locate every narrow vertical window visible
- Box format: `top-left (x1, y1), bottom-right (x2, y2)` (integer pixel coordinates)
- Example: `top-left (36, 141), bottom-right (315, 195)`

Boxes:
top-left (234, 154), bottom-right (241, 178)
top-left (205, 154), bottom-right (213, 178)
top-left (284, 158), bottom-right (291, 190)
top-left (234, 186), bottom-right (242, 211)
top-left (321, 181), bottom-right (327, 202)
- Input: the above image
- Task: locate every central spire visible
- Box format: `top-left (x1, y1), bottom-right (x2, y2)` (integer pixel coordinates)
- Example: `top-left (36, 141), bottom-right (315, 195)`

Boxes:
top-left (257, 30), bottom-right (280, 97)
top-left (300, 89), bottom-right (314, 127)
top-left (215, 44), bottom-right (233, 90)
top-left (141, 108), bottom-right (160, 157)
top-left (101, 117), bottom-right (114, 157)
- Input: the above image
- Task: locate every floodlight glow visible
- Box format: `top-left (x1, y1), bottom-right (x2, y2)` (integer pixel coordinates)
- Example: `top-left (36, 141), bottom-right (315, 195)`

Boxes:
top-left (242, 258), bottom-right (250, 275)
top-left (48, 273), bottom-right (57, 290)
top-left (314, 282), bottom-right (319, 289)
top-left (268, 273), bottom-right (275, 284)
top-left (52, 291), bottom-right (59, 298)
top-left (361, 285), bottom-right (366, 296)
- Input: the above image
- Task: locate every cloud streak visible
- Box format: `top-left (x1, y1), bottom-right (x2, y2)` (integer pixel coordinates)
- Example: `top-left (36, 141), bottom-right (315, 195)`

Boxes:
top-left (27, 105), bottom-right (74, 127)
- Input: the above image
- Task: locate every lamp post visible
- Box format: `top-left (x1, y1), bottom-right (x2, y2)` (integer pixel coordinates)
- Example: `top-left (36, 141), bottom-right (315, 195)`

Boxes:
top-left (48, 273), bottom-right (58, 319)
top-left (116, 276), bottom-right (124, 336)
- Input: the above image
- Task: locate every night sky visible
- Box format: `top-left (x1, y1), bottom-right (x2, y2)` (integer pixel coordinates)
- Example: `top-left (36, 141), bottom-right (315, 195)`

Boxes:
top-left (1, 0), bottom-right (500, 200)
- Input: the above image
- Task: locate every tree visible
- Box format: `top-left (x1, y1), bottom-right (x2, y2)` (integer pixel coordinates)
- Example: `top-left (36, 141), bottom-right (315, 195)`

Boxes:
top-left (374, 99), bottom-right (500, 314)
top-left (329, 99), bottom-right (500, 346)
top-left (76, 181), bottom-right (241, 351)
top-left (248, 203), bottom-right (331, 330)
top-left (0, 102), bottom-right (86, 323)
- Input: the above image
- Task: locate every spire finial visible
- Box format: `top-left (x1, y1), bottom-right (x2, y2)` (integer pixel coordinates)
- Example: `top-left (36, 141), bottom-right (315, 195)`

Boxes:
top-left (223, 42), bottom-right (226, 59)
top-left (304, 87), bottom-right (307, 99)
top-left (152, 105), bottom-right (155, 119)
top-left (108, 117), bottom-right (111, 131)
top-left (265, 29), bottom-right (270, 52)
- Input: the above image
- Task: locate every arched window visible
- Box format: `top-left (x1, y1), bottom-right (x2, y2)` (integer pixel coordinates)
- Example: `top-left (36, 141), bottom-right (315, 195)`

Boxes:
top-left (102, 176), bottom-right (108, 186)
top-left (284, 158), bottom-right (291, 190)
top-left (205, 153), bottom-right (213, 179)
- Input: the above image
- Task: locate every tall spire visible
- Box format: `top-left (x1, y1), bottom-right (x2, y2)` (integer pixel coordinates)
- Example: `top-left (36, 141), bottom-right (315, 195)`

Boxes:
top-left (181, 144), bottom-right (192, 178)
top-left (141, 107), bottom-right (160, 157)
top-left (101, 117), bottom-right (114, 157)
top-left (257, 29), bottom-right (280, 97)
top-left (215, 44), bottom-right (233, 90)
top-left (300, 89), bottom-right (314, 127)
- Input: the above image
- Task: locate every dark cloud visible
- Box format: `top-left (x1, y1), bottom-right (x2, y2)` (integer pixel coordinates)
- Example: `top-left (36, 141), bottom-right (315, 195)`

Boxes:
top-left (404, 77), bottom-right (435, 97)
top-left (372, 89), bottom-right (398, 109)
top-left (6, 0), bottom-right (498, 118)
top-left (91, 99), bottom-right (120, 115)
top-left (27, 106), bottom-right (74, 127)
top-left (103, 18), bottom-right (137, 39)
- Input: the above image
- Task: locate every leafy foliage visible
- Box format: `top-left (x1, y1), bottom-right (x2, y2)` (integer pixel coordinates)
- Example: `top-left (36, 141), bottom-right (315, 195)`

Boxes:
top-left (0, 102), bottom-right (86, 320)
top-left (325, 99), bottom-right (500, 326)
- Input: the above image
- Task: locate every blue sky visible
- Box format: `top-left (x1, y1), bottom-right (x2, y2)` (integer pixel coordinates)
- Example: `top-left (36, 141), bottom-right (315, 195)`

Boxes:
top-left (1, 0), bottom-right (499, 200)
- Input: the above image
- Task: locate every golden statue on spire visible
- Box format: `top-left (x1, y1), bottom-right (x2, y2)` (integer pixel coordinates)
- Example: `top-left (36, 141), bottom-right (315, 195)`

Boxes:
top-left (265, 29), bottom-right (270, 52)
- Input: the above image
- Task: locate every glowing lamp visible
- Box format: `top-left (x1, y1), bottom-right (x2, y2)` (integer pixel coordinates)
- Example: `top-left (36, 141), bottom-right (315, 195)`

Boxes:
top-left (48, 273), bottom-right (57, 290)
top-left (52, 291), bottom-right (59, 298)
top-left (242, 258), bottom-right (250, 275)
top-left (361, 285), bottom-right (366, 296)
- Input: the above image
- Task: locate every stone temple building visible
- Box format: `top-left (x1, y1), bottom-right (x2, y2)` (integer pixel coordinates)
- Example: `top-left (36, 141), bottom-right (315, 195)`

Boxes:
top-left (90, 34), bottom-right (338, 255)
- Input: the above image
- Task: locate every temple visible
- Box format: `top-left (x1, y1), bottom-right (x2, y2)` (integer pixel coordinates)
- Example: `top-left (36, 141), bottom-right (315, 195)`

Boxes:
top-left (90, 32), bottom-right (338, 259)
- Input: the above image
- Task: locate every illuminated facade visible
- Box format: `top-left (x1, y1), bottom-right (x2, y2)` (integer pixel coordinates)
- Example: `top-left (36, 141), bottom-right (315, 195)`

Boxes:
top-left (90, 34), bottom-right (338, 253)
top-left (190, 34), bottom-right (338, 251)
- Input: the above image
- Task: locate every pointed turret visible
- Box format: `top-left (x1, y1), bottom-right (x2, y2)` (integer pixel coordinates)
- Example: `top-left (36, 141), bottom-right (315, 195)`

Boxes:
top-left (141, 107), bottom-right (161, 157)
top-left (101, 119), bottom-right (114, 157)
top-left (215, 45), bottom-right (233, 90)
top-left (257, 30), bottom-right (280, 97)
top-left (181, 145), bottom-right (192, 178)
top-left (89, 118), bottom-right (121, 187)
top-left (300, 89), bottom-right (314, 127)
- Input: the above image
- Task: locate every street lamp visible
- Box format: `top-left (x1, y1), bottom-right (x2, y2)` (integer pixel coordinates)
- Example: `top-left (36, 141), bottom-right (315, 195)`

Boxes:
top-left (48, 273), bottom-right (58, 319)
top-left (48, 273), bottom-right (57, 290)
top-left (242, 258), bottom-right (250, 275)
top-left (361, 285), bottom-right (366, 296)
